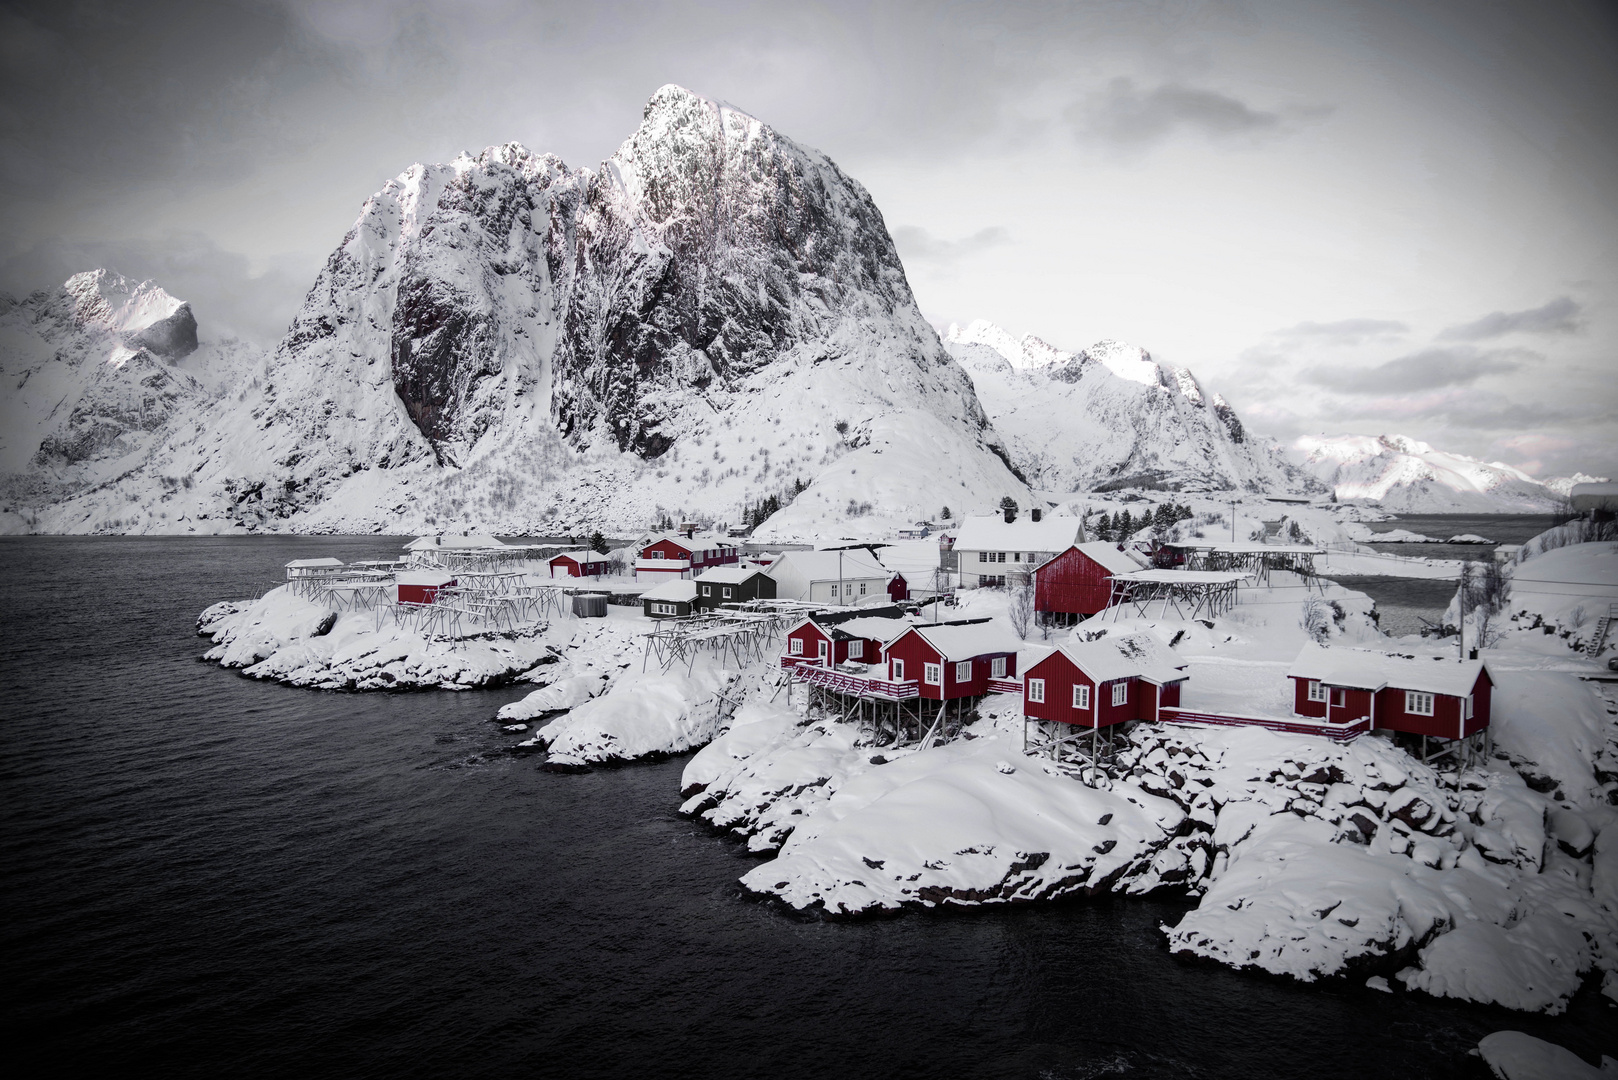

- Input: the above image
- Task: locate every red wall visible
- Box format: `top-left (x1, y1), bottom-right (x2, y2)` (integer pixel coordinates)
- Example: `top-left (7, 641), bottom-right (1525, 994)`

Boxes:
top-left (888, 574), bottom-right (908, 602)
top-left (642, 540), bottom-right (693, 561)
top-left (785, 623), bottom-right (832, 665)
top-left (883, 631), bottom-right (1013, 700)
top-left (1373, 670), bottom-right (1491, 738)
top-left (1034, 548), bottom-right (1123, 615)
top-left (1292, 677), bottom-right (1327, 718)
top-left (398, 579), bottom-right (455, 604)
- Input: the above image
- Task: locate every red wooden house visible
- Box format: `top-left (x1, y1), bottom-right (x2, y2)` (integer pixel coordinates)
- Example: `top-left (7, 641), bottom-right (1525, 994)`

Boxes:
top-left (634, 533), bottom-right (740, 582)
top-left (783, 611), bottom-right (909, 669)
top-left (1033, 542), bottom-right (1143, 621)
top-left (1286, 643), bottom-right (1492, 739)
top-left (887, 573), bottom-right (909, 603)
top-left (1021, 634), bottom-right (1188, 728)
top-left (395, 570), bottom-right (456, 605)
top-left (881, 622), bottom-right (1023, 701)
top-left (549, 550), bottom-right (611, 579)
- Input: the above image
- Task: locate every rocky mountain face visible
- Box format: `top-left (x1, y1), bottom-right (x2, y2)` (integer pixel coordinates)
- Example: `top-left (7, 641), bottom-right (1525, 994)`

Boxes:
top-left (945, 319), bottom-right (1315, 495)
top-left (1, 86), bottom-right (1027, 536)
top-left (1290, 434), bottom-right (1582, 512)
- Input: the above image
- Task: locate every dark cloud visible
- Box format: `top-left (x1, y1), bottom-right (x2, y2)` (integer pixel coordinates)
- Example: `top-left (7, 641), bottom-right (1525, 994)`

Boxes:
top-left (892, 226), bottom-right (1010, 264)
top-left (1304, 346), bottom-right (1532, 393)
top-left (1273, 318), bottom-right (1409, 344)
top-left (1067, 77), bottom-right (1329, 150)
top-left (0, 233), bottom-right (312, 346)
top-left (1437, 296), bottom-right (1585, 340)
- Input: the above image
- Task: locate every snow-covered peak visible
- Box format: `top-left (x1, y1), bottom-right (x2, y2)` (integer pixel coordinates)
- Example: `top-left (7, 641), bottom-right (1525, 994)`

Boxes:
top-left (1291, 433), bottom-right (1564, 511)
top-left (1083, 339), bottom-right (1162, 387)
top-left (944, 320), bottom-right (1069, 371)
top-left (61, 269), bottom-right (198, 361)
top-left (1543, 472), bottom-right (1610, 498)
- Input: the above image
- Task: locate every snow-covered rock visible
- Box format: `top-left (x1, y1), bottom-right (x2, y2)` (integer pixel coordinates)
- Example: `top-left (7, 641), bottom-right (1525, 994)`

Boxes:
top-left (537, 667), bottom-right (740, 767)
top-left (945, 320), bottom-right (1315, 494)
top-left (1477, 1031), bottom-right (1617, 1080)
top-left (5, 86), bottom-right (1027, 537)
top-left (1292, 433), bottom-right (1569, 512)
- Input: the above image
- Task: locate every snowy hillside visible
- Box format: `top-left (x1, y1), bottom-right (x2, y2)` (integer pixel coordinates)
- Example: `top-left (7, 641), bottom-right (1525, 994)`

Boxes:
top-left (0, 86), bottom-right (1026, 537)
top-left (1291, 434), bottom-right (1581, 513)
top-left (944, 319), bottom-right (1315, 495)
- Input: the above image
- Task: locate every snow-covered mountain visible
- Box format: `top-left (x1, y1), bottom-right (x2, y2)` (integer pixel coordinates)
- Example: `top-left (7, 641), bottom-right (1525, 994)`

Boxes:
top-left (1, 87), bottom-right (1027, 537)
top-left (0, 271), bottom-right (262, 519)
top-left (944, 320), bottom-right (1315, 494)
top-left (1290, 434), bottom-right (1580, 512)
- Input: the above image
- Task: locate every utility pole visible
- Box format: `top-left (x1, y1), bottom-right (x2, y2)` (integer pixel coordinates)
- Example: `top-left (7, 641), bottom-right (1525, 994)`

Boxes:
top-left (1230, 496), bottom-right (1238, 543)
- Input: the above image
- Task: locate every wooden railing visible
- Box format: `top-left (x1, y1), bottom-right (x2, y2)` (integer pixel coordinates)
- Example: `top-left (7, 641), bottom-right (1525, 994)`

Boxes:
top-left (783, 658), bottom-right (920, 700)
top-left (1158, 707), bottom-right (1372, 741)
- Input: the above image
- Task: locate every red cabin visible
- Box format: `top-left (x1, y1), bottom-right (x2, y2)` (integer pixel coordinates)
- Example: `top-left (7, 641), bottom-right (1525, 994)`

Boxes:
top-left (783, 611), bottom-right (909, 669)
top-left (881, 622), bottom-right (1022, 701)
top-left (635, 534), bottom-right (740, 582)
top-left (1033, 542), bottom-right (1142, 620)
top-left (1286, 643), bottom-right (1492, 738)
top-left (549, 550), bottom-right (611, 579)
top-left (395, 571), bottom-right (456, 605)
top-left (888, 573), bottom-right (909, 603)
top-left (1021, 634), bottom-right (1187, 728)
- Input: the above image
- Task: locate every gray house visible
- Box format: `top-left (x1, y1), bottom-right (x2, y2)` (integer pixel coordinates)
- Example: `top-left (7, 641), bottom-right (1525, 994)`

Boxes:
top-left (694, 567), bottom-right (777, 610)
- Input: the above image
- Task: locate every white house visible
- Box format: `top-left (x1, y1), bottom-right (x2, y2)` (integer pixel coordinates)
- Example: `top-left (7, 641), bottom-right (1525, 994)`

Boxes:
top-left (953, 514), bottom-right (1085, 588)
top-left (766, 548), bottom-right (894, 604)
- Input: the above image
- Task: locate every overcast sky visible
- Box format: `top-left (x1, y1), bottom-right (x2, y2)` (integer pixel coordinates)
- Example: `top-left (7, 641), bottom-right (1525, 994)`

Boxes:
top-left (3, 0), bottom-right (1615, 479)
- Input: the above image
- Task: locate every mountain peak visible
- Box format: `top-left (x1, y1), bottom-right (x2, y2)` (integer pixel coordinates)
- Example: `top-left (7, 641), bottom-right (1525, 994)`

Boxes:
top-left (63, 270), bottom-right (197, 359)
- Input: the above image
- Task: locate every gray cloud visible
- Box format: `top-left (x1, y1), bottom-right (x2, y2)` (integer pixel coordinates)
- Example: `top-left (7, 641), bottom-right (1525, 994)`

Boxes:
top-left (1304, 346), bottom-right (1533, 393)
top-left (1068, 77), bottom-right (1328, 150)
top-left (892, 226), bottom-right (1010, 264)
top-left (1273, 318), bottom-right (1409, 345)
top-left (1437, 296), bottom-right (1584, 340)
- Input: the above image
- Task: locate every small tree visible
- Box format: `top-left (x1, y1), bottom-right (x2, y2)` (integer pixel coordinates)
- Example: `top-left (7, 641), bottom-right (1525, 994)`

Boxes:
top-left (589, 530), bottom-right (608, 555)
top-left (940, 506), bottom-right (952, 521)
top-left (1095, 512), bottom-right (1112, 542)
top-left (1116, 509), bottom-right (1134, 541)
top-left (1008, 570), bottom-right (1035, 640)
top-left (999, 495), bottom-right (1019, 521)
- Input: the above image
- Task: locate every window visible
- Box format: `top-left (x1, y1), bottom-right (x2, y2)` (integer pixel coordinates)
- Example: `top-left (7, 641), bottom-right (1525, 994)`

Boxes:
top-left (991, 657), bottom-right (1006, 678)
top-left (1013, 552), bottom-right (1021, 562)
top-left (1406, 690), bottom-right (1435, 716)
top-left (979, 551), bottom-right (988, 563)
top-left (701, 585), bottom-right (712, 596)
top-left (1111, 681), bottom-right (1128, 707)
top-left (1306, 680), bottom-right (1326, 703)
top-left (955, 661), bottom-right (972, 683)
top-left (1330, 688), bottom-right (1346, 708)
top-left (830, 584), bottom-right (839, 598)
top-left (996, 551), bottom-right (1007, 563)
top-left (859, 582), bottom-right (867, 595)
top-left (1028, 678), bottom-right (1045, 703)
top-left (891, 659), bottom-right (905, 680)
top-left (1464, 695), bottom-right (1474, 720)
top-left (818, 641), bottom-right (829, 664)
top-left (790, 638), bottom-right (803, 655)
top-left (924, 662), bottom-right (942, 685)
top-left (722, 587), bottom-right (733, 599)
top-left (652, 602), bottom-right (676, 615)
top-left (849, 640), bottom-right (863, 660)
top-left (1073, 684), bottom-right (1091, 709)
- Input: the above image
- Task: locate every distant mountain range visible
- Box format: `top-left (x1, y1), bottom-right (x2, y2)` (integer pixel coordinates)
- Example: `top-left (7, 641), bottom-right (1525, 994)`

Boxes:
top-left (0, 88), bottom-right (1598, 534)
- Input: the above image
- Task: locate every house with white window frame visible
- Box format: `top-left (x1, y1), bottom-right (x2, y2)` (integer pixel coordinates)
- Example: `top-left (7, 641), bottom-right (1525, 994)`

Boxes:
top-left (764, 548), bottom-right (894, 605)
top-left (952, 513), bottom-right (1086, 588)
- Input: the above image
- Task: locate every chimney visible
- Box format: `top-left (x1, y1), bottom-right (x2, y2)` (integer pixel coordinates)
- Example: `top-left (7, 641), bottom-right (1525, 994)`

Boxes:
top-left (1003, 506), bottom-right (1015, 523)
top-left (1031, 507), bottom-right (1043, 522)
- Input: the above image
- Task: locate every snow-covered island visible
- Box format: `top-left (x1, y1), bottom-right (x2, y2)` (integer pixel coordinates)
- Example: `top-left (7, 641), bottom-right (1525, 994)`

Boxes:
top-left (197, 513), bottom-right (1618, 1025)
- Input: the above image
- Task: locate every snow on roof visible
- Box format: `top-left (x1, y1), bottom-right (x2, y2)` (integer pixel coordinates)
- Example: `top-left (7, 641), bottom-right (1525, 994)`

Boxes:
top-left (767, 549), bottom-right (891, 582)
top-left (405, 534), bottom-right (507, 550)
top-left (1053, 633), bottom-right (1188, 685)
top-left (1040, 541), bottom-right (1139, 576)
top-left (872, 540), bottom-right (942, 574)
top-left (285, 557), bottom-right (344, 568)
top-left (549, 550), bottom-right (603, 562)
top-left (833, 616), bottom-right (913, 642)
top-left (953, 515), bottom-right (1084, 552)
top-left (396, 570), bottom-right (456, 586)
top-left (902, 621), bottom-right (1024, 661)
top-left (642, 579), bottom-right (698, 602)
top-left (694, 566), bottom-right (769, 583)
top-left (642, 532), bottom-right (734, 550)
top-left (1286, 642), bottom-right (1489, 696)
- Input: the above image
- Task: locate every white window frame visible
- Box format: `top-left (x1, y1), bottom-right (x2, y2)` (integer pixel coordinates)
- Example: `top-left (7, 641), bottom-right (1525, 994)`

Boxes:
top-left (859, 582), bottom-right (867, 595)
top-left (1463, 694), bottom-right (1474, 720)
top-left (701, 585), bottom-right (712, 596)
top-left (978, 551), bottom-right (988, 563)
top-left (1331, 688), bottom-right (1346, 708)
top-left (891, 658), bottom-right (905, 681)
top-left (790, 638), bottom-right (803, 655)
top-left (924, 662), bottom-right (942, 686)
top-left (652, 602), bottom-right (676, 615)
top-left (1405, 690), bottom-right (1435, 716)
top-left (955, 661), bottom-right (972, 683)
top-left (1073, 684), bottom-right (1091, 709)
top-left (849, 640), bottom-right (863, 660)
top-left (1028, 678), bottom-right (1045, 704)
top-left (830, 583), bottom-right (839, 598)
top-left (818, 640), bottom-right (829, 664)
top-left (990, 657), bottom-right (1006, 679)
top-left (996, 551), bottom-right (1006, 563)
top-left (1306, 680), bottom-right (1326, 703)
top-left (1111, 681), bottom-right (1128, 707)
top-left (722, 586), bottom-right (732, 599)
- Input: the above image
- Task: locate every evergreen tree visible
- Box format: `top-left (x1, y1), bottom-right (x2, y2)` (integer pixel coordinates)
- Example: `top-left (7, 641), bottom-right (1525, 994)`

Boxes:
top-left (1095, 512), bottom-right (1112, 541)
top-left (999, 495), bottom-right (1019, 521)
top-left (1117, 509), bottom-right (1134, 539)
top-left (589, 530), bottom-right (608, 554)
top-left (940, 506), bottom-right (952, 521)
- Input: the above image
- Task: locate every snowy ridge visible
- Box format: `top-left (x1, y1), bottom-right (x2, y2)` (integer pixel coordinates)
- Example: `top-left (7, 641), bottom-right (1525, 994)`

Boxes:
top-left (1, 86), bottom-right (1026, 536)
top-left (1292, 434), bottom-right (1579, 512)
top-left (944, 319), bottom-right (1314, 494)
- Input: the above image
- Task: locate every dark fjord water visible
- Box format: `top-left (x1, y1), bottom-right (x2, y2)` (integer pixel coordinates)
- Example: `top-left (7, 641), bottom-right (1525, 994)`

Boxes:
top-left (4, 536), bottom-right (1614, 1080)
